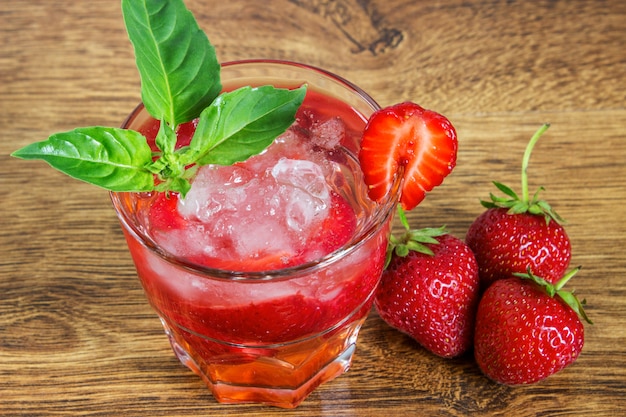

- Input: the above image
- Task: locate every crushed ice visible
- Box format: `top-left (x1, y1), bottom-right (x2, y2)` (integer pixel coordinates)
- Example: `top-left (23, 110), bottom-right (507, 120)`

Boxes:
top-left (159, 115), bottom-right (348, 262)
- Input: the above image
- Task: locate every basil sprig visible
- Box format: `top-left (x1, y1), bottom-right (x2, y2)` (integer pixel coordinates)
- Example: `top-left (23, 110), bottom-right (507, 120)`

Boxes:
top-left (12, 0), bottom-right (306, 196)
top-left (122, 0), bottom-right (222, 127)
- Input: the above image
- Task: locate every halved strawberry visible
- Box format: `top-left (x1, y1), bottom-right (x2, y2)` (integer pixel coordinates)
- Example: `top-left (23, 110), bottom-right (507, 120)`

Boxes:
top-left (359, 102), bottom-right (457, 210)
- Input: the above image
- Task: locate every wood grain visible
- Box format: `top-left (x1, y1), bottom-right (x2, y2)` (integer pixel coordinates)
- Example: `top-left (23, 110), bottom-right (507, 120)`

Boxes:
top-left (1, 0), bottom-right (625, 415)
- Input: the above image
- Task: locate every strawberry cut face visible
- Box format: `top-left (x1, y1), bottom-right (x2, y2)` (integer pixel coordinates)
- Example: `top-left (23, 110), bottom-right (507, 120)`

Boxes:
top-left (359, 102), bottom-right (457, 210)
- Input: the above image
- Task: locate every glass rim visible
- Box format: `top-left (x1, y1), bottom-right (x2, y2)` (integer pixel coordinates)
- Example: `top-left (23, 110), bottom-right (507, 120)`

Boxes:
top-left (220, 59), bottom-right (380, 111)
top-left (111, 59), bottom-right (400, 282)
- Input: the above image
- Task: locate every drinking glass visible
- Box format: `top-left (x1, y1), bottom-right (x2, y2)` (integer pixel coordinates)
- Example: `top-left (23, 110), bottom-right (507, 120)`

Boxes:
top-left (110, 60), bottom-right (398, 408)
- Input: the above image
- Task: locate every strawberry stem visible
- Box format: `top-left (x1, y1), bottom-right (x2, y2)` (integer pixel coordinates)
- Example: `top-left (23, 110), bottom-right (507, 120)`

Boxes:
top-left (384, 206), bottom-right (446, 268)
top-left (521, 123), bottom-right (550, 204)
top-left (397, 205), bottom-right (411, 231)
top-left (554, 266), bottom-right (580, 291)
top-left (481, 123), bottom-right (564, 224)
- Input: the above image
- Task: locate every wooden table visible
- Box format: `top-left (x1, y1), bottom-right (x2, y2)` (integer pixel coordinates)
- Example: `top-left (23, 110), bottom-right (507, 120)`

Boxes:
top-left (1, 1), bottom-right (625, 415)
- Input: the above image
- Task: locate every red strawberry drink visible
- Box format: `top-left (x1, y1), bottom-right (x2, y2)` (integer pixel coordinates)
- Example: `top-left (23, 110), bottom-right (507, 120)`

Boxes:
top-left (110, 61), bottom-right (397, 408)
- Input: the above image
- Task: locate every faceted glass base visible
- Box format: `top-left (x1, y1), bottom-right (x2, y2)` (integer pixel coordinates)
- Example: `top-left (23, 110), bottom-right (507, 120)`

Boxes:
top-left (161, 316), bottom-right (365, 408)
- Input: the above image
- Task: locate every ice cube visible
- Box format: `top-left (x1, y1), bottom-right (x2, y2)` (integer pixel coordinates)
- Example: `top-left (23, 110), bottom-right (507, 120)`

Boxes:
top-left (234, 216), bottom-right (292, 259)
top-left (271, 158), bottom-right (329, 201)
top-left (178, 165), bottom-right (252, 221)
top-left (311, 117), bottom-right (345, 150)
top-left (271, 158), bottom-right (330, 232)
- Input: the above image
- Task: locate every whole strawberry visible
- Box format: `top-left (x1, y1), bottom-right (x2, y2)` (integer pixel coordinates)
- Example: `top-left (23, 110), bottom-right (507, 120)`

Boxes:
top-left (474, 268), bottom-right (591, 385)
top-left (466, 124), bottom-right (571, 288)
top-left (375, 211), bottom-right (480, 358)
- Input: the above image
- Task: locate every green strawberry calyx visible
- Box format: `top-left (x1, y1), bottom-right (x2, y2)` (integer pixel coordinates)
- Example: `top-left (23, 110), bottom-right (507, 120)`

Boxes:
top-left (481, 123), bottom-right (565, 225)
top-left (514, 267), bottom-right (593, 324)
top-left (385, 206), bottom-right (447, 268)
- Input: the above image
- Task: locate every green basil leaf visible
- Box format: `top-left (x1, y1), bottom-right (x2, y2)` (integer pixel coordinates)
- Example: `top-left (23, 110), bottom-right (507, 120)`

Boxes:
top-left (155, 118), bottom-right (177, 155)
top-left (11, 127), bottom-right (155, 192)
top-left (122, 0), bottom-right (222, 126)
top-left (155, 177), bottom-right (192, 197)
top-left (190, 85), bottom-right (307, 166)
